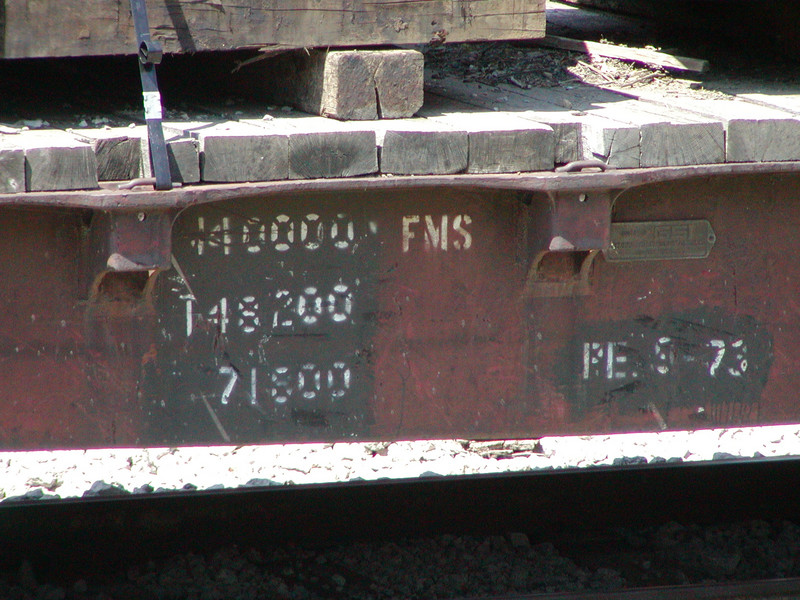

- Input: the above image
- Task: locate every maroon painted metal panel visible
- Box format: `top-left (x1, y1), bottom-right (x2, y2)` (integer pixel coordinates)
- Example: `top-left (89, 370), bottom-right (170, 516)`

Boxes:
top-left (0, 171), bottom-right (796, 448)
top-left (527, 174), bottom-right (781, 434)
top-left (144, 187), bottom-right (527, 443)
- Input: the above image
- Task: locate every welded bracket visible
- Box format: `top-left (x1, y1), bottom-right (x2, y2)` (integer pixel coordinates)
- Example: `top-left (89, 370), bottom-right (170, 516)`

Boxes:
top-left (130, 0), bottom-right (172, 190)
top-left (535, 188), bottom-right (616, 253)
top-left (524, 187), bottom-right (622, 298)
top-left (85, 210), bottom-right (175, 301)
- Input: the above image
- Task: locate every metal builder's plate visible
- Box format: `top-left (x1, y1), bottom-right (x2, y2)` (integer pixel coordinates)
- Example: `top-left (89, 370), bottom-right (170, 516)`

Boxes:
top-left (605, 220), bottom-right (716, 261)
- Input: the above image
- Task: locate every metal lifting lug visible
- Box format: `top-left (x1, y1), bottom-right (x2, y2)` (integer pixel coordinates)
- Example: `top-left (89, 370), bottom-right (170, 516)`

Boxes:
top-left (555, 159), bottom-right (615, 173)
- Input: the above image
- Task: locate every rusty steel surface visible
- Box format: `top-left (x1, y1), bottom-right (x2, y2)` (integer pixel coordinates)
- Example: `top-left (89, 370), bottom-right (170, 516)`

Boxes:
top-left (2, 167), bottom-right (800, 447)
top-left (1, 161), bottom-right (799, 211)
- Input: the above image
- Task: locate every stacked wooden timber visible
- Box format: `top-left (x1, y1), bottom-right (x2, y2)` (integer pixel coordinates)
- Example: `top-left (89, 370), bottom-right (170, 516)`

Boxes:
top-left (5, 70), bottom-right (800, 193)
top-left (0, 0), bottom-right (545, 58)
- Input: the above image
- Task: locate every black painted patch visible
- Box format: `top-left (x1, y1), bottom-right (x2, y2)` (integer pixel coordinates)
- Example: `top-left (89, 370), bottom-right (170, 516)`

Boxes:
top-left (143, 197), bottom-right (379, 444)
top-left (569, 308), bottom-right (773, 423)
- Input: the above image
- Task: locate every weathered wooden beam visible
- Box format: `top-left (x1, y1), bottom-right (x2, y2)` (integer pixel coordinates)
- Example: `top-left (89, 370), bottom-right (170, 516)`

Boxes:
top-left (1, 0), bottom-right (546, 59)
top-left (419, 102), bottom-right (555, 173)
top-left (426, 77), bottom-right (585, 164)
top-left (635, 96), bottom-right (800, 163)
top-left (69, 128), bottom-right (142, 182)
top-left (244, 115), bottom-right (378, 179)
top-left (0, 146), bottom-right (25, 194)
top-left (533, 35), bottom-right (710, 73)
top-left (10, 131), bottom-right (98, 192)
top-left (67, 126), bottom-right (201, 183)
top-left (165, 121), bottom-right (288, 183)
top-left (374, 119), bottom-right (468, 175)
top-left (273, 49), bottom-right (424, 120)
top-left (588, 100), bottom-right (724, 167)
top-left (134, 128), bottom-right (201, 184)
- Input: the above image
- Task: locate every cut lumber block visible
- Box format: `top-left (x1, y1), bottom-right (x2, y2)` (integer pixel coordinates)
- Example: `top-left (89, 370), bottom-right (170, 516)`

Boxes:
top-left (577, 113), bottom-right (641, 168)
top-left (132, 128), bottom-right (201, 184)
top-left (429, 77), bottom-right (645, 165)
top-left (590, 100), bottom-right (724, 167)
top-left (70, 126), bottom-right (196, 185)
top-left (530, 116), bottom-right (583, 165)
top-left (420, 101), bottom-right (555, 173)
top-left (533, 35), bottom-right (710, 73)
top-left (642, 98), bottom-right (800, 163)
top-left (640, 124), bottom-right (723, 168)
top-left (373, 119), bottom-right (468, 175)
top-left (479, 81), bottom-right (722, 167)
top-left (69, 128), bottom-right (141, 181)
top-left (143, 138), bottom-right (200, 185)
top-left (425, 78), bottom-right (583, 164)
top-left (490, 82), bottom-right (722, 167)
top-left (504, 84), bottom-right (643, 167)
top-left (166, 121), bottom-right (288, 183)
top-left (1, 0), bottom-right (546, 59)
top-left (10, 130), bottom-right (98, 192)
top-left (275, 49), bottom-right (424, 120)
top-left (633, 106), bottom-right (724, 168)
top-left (244, 115), bottom-right (377, 179)
top-left (0, 145), bottom-right (25, 194)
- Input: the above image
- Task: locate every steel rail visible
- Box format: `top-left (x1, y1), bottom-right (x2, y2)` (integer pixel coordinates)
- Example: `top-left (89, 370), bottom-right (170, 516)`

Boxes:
top-left (473, 578), bottom-right (800, 600)
top-left (1, 160), bottom-right (799, 211)
top-left (5, 455), bottom-right (800, 581)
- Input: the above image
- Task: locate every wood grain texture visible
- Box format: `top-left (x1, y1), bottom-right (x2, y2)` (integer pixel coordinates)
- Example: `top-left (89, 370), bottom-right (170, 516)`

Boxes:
top-left (167, 121), bottom-right (289, 183)
top-left (639, 120), bottom-right (723, 167)
top-left (725, 118), bottom-right (800, 163)
top-left (245, 115), bottom-right (378, 179)
top-left (12, 131), bottom-right (98, 191)
top-left (71, 129), bottom-right (142, 181)
top-left (579, 113), bottom-right (640, 168)
top-left (274, 50), bottom-right (423, 120)
top-left (376, 120), bottom-right (468, 175)
top-left (135, 130), bottom-right (200, 184)
top-left (425, 78), bottom-right (585, 164)
top-left (0, 146), bottom-right (25, 194)
top-left (420, 107), bottom-right (555, 173)
top-left (634, 97), bottom-right (800, 163)
top-left (586, 100), bottom-right (724, 168)
top-left (288, 131), bottom-right (378, 178)
top-left (626, 104), bottom-right (725, 167)
top-left (1, 0), bottom-right (545, 59)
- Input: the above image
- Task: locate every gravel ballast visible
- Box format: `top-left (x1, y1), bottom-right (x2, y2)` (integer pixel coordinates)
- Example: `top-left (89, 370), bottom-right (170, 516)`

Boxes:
top-left (5, 518), bottom-right (800, 599)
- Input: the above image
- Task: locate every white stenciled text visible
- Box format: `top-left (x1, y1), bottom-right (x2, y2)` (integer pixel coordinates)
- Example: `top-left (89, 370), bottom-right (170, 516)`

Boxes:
top-left (185, 282), bottom-right (357, 337)
top-left (582, 337), bottom-right (749, 381)
top-left (402, 214), bottom-right (472, 252)
top-left (214, 362), bottom-right (352, 406)
top-left (190, 213), bottom-right (364, 256)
